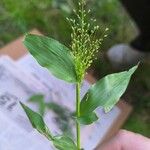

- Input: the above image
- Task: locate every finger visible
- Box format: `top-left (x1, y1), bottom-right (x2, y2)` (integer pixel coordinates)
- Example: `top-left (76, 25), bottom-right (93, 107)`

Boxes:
top-left (100, 130), bottom-right (150, 150)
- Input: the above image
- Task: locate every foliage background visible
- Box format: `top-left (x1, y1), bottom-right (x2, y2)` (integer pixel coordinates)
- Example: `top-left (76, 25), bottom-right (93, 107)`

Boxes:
top-left (0, 0), bottom-right (149, 136)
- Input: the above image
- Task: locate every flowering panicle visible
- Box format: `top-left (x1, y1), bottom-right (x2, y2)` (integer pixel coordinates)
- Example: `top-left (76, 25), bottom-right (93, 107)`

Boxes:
top-left (67, 0), bottom-right (108, 82)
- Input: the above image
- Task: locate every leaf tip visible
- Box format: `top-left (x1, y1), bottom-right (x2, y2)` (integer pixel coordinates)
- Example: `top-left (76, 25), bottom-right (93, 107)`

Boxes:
top-left (19, 101), bottom-right (24, 108)
top-left (129, 63), bottom-right (139, 72)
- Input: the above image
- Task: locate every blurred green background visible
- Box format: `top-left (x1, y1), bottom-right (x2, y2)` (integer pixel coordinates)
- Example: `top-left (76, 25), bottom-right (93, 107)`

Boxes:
top-left (0, 0), bottom-right (149, 136)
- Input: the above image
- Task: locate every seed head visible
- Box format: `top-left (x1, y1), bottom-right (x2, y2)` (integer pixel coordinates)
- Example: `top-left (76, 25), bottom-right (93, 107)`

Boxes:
top-left (68, 0), bottom-right (108, 82)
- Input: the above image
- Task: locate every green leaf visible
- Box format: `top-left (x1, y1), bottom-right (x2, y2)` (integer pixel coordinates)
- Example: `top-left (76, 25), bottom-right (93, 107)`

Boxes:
top-left (53, 135), bottom-right (77, 150)
top-left (20, 102), bottom-right (53, 140)
top-left (23, 34), bottom-right (77, 83)
top-left (20, 102), bottom-right (77, 150)
top-left (77, 112), bottom-right (99, 125)
top-left (80, 65), bottom-right (138, 121)
top-left (28, 94), bottom-right (46, 116)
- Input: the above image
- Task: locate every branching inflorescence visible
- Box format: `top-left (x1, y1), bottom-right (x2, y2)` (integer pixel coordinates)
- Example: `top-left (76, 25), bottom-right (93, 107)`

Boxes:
top-left (67, 0), bottom-right (108, 82)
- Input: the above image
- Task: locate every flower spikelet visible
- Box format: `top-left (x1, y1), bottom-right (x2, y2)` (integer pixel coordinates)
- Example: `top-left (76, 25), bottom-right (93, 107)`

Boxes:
top-left (67, 0), bottom-right (108, 82)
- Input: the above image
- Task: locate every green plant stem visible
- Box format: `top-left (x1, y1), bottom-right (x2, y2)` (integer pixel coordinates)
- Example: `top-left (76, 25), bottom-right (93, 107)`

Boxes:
top-left (76, 82), bottom-right (81, 150)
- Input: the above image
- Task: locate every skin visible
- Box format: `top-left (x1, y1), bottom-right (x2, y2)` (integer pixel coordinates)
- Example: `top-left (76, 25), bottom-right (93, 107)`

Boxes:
top-left (100, 130), bottom-right (150, 150)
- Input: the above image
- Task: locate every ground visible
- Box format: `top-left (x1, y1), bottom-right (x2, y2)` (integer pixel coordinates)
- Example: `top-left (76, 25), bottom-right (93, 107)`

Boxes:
top-left (0, 0), bottom-right (149, 137)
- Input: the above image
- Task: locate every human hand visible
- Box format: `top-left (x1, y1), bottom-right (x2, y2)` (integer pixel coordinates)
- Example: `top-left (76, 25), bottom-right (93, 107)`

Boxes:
top-left (100, 130), bottom-right (150, 150)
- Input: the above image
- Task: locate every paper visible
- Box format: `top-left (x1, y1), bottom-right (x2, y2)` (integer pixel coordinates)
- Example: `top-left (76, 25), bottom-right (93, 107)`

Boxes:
top-left (0, 56), bottom-right (54, 150)
top-left (0, 54), bottom-right (121, 150)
